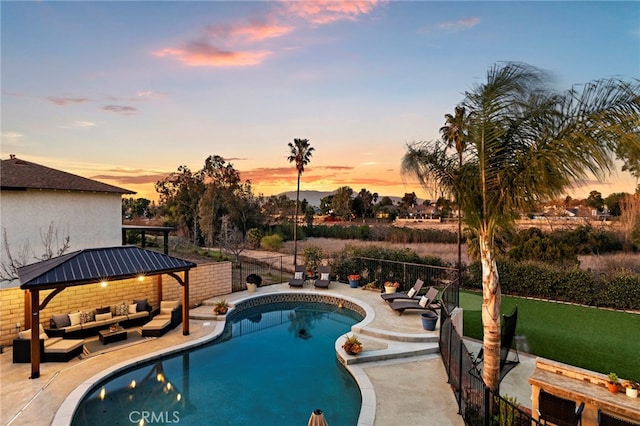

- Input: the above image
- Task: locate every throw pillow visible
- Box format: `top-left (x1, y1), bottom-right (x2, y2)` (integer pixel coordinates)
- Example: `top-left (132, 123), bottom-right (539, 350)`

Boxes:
top-left (115, 303), bottom-right (128, 316)
top-left (52, 313), bottom-right (71, 328)
top-left (418, 296), bottom-right (428, 308)
top-left (80, 311), bottom-right (95, 324)
top-left (18, 330), bottom-right (31, 339)
top-left (407, 288), bottom-right (417, 298)
top-left (294, 272), bottom-right (303, 279)
top-left (95, 312), bottom-right (112, 321)
top-left (133, 298), bottom-right (149, 312)
top-left (68, 312), bottom-right (82, 326)
top-left (320, 273), bottom-right (330, 281)
top-left (128, 304), bottom-right (138, 314)
top-left (96, 306), bottom-right (111, 314)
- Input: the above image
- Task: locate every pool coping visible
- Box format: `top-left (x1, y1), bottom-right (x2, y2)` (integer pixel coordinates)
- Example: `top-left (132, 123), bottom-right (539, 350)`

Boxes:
top-left (53, 290), bottom-right (379, 426)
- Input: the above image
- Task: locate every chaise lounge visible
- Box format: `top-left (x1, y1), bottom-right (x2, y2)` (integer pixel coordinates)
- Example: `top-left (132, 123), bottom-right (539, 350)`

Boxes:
top-left (388, 286), bottom-right (440, 315)
top-left (141, 300), bottom-right (182, 337)
top-left (314, 265), bottom-right (331, 289)
top-left (13, 325), bottom-right (84, 363)
top-left (381, 279), bottom-right (424, 302)
top-left (289, 264), bottom-right (306, 288)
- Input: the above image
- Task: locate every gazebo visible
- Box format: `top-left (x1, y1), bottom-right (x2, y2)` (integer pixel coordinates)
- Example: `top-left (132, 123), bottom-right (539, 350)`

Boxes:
top-left (17, 246), bottom-right (196, 379)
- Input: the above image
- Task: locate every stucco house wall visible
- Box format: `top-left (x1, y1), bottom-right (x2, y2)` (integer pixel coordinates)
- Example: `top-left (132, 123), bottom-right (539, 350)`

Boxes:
top-left (1, 190), bottom-right (123, 269)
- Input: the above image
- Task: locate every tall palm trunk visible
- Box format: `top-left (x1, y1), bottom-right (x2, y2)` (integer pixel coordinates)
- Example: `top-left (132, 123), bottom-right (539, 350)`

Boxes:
top-left (479, 232), bottom-right (501, 391)
top-left (293, 171), bottom-right (301, 265)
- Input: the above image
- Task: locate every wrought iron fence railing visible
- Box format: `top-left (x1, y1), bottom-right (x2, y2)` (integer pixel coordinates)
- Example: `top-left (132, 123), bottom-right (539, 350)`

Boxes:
top-left (347, 257), bottom-right (458, 293)
top-left (439, 292), bottom-right (539, 426)
top-left (232, 256), bottom-right (288, 292)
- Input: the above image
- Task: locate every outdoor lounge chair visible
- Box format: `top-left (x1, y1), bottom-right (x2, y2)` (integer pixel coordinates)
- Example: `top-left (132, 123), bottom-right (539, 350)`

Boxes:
top-left (381, 278), bottom-right (424, 302)
top-left (538, 389), bottom-right (584, 426)
top-left (598, 409), bottom-right (640, 426)
top-left (142, 301), bottom-right (181, 337)
top-left (474, 305), bottom-right (520, 381)
top-left (314, 265), bottom-right (331, 289)
top-left (388, 286), bottom-right (440, 315)
top-left (289, 264), bottom-right (306, 288)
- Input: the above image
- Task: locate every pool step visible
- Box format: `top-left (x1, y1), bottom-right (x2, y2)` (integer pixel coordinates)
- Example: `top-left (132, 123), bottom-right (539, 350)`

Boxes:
top-left (336, 334), bottom-right (439, 365)
top-left (353, 325), bottom-right (439, 344)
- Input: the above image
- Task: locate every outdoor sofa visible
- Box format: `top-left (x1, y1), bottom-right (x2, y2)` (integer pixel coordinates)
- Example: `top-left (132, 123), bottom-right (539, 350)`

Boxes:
top-left (13, 324), bottom-right (84, 363)
top-left (141, 300), bottom-right (182, 337)
top-left (46, 299), bottom-right (153, 338)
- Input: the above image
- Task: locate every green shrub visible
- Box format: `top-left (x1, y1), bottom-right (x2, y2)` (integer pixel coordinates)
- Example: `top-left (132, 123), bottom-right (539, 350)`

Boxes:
top-left (246, 228), bottom-right (263, 249)
top-left (464, 259), bottom-right (640, 310)
top-left (507, 227), bottom-right (577, 265)
top-left (260, 233), bottom-right (284, 251)
top-left (303, 245), bottom-right (324, 273)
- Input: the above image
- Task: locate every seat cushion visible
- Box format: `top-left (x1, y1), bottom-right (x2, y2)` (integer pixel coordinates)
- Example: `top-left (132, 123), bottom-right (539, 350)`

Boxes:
top-left (45, 338), bottom-right (83, 354)
top-left (142, 318), bottom-right (171, 331)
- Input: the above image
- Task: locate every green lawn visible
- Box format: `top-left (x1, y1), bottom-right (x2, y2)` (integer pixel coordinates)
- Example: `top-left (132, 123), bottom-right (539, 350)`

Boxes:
top-left (460, 290), bottom-right (640, 380)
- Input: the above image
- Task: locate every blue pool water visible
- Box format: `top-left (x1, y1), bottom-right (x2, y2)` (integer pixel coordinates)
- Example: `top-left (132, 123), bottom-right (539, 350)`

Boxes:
top-left (71, 302), bottom-right (363, 425)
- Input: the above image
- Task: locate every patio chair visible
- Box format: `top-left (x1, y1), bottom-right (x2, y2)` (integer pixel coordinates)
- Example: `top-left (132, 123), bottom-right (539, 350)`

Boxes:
top-left (381, 278), bottom-right (424, 302)
top-left (314, 265), bottom-right (331, 289)
top-left (598, 410), bottom-right (640, 426)
top-left (474, 306), bottom-right (520, 381)
top-left (537, 389), bottom-right (584, 426)
top-left (289, 264), bottom-right (306, 288)
top-left (388, 286), bottom-right (440, 315)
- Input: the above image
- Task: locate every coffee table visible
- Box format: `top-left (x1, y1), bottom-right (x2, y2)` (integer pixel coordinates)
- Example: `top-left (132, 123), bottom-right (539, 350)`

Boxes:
top-left (99, 327), bottom-right (127, 345)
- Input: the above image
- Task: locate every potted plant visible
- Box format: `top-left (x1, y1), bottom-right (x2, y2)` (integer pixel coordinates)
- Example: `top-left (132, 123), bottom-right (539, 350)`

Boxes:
top-left (607, 372), bottom-right (620, 393)
top-left (384, 281), bottom-right (400, 294)
top-left (348, 274), bottom-right (360, 288)
top-left (213, 299), bottom-right (229, 315)
top-left (303, 245), bottom-right (323, 277)
top-left (246, 274), bottom-right (262, 293)
top-left (341, 334), bottom-right (362, 355)
top-left (362, 281), bottom-right (379, 292)
top-left (622, 380), bottom-right (639, 398)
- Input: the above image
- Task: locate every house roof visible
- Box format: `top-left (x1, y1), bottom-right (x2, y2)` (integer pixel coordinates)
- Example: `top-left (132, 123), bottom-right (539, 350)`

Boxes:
top-left (1, 156), bottom-right (134, 194)
top-left (18, 246), bottom-right (196, 290)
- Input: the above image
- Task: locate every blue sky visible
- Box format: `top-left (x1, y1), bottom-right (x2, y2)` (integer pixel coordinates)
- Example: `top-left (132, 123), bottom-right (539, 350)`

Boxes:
top-left (2, 1), bottom-right (638, 201)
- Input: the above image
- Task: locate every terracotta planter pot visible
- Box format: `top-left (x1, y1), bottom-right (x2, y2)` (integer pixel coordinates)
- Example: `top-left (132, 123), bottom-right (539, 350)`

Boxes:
top-left (607, 382), bottom-right (620, 393)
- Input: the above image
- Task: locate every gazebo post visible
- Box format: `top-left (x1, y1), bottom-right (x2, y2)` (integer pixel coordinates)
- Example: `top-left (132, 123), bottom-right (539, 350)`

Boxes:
top-left (24, 290), bottom-right (32, 330)
top-left (30, 289), bottom-right (40, 379)
top-left (182, 270), bottom-right (189, 336)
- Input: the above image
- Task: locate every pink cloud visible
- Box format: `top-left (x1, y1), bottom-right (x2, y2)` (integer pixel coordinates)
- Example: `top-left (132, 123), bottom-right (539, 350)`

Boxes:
top-left (282, 0), bottom-right (383, 25)
top-left (47, 97), bottom-right (88, 106)
top-left (155, 41), bottom-right (271, 67)
top-left (205, 20), bottom-right (294, 42)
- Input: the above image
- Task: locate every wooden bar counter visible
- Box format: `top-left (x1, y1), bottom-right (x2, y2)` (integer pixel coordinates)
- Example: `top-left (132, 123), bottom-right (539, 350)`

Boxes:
top-left (529, 358), bottom-right (640, 425)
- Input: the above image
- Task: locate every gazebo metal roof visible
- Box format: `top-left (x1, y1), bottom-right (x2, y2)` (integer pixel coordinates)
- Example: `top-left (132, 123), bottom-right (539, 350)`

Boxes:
top-left (18, 246), bottom-right (195, 290)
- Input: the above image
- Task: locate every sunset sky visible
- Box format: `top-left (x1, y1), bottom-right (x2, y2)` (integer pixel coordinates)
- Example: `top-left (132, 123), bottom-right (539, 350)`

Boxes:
top-left (2, 1), bottom-right (638, 203)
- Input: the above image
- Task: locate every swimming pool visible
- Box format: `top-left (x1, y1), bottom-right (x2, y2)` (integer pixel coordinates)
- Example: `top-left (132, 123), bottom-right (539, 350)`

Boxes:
top-left (71, 301), bottom-right (364, 425)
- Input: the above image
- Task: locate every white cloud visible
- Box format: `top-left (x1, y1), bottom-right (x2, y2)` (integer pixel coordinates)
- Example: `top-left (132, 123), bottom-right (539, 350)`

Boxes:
top-left (58, 121), bottom-right (96, 129)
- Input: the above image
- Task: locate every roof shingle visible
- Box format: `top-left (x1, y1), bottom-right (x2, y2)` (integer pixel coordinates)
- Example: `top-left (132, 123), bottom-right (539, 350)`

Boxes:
top-left (1, 156), bottom-right (134, 194)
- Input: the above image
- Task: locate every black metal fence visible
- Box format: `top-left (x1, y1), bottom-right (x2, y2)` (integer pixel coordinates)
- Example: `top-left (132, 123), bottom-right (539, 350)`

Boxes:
top-left (439, 288), bottom-right (540, 425)
top-left (348, 257), bottom-right (458, 292)
top-left (232, 256), bottom-right (289, 292)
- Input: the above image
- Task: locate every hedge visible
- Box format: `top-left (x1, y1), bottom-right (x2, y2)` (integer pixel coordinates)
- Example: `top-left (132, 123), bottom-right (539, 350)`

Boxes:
top-left (466, 259), bottom-right (640, 310)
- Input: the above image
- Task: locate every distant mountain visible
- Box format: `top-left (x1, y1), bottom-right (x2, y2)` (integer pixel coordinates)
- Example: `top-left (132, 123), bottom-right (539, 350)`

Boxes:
top-left (275, 189), bottom-right (405, 207)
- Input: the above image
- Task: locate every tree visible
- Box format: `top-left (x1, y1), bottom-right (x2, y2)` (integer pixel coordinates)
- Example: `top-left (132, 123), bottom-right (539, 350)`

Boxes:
top-left (287, 138), bottom-right (315, 265)
top-left (619, 194), bottom-right (640, 251)
top-left (440, 106), bottom-right (469, 271)
top-left (586, 190), bottom-right (605, 210)
top-left (331, 186), bottom-right (354, 220)
top-left (155, 165), bottom-right (205, 244)
top-left (402, 62), bottom-right (640, 391)
top-left (604, 192), bottom-right (630, 217)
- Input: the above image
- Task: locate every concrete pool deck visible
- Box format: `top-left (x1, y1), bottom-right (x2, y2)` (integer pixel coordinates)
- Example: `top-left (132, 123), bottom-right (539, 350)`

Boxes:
top-left (1, 281), bottom-right (535, 425)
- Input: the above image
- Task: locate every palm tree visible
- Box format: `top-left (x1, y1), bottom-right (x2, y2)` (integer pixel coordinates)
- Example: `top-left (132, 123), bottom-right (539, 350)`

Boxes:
top-left (440, 105), bottom-right (468, 272)
top-left (403, 62), bottom-right (639, 391)
top-left (287, 138), bottom-right (315, 265)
